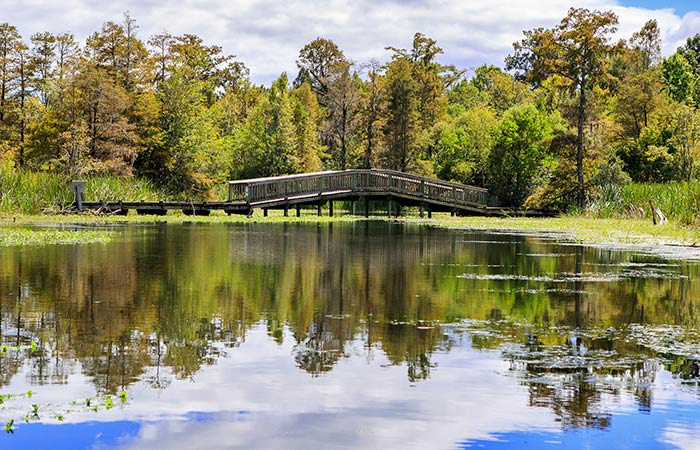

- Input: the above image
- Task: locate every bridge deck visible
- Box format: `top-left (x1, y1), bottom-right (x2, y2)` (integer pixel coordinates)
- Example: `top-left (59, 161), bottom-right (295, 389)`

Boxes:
top-left (75, 169), bottom-right (552, 217)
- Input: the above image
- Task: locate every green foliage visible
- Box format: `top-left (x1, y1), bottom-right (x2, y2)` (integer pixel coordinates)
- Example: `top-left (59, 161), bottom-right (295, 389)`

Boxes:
top-left (662, 53), bottom-right (697, 105)
top-left (230, 74), bottom-right (300, 179)
top-left (433, 105), bottom-right (497, 186)
top-left (471, 65), bottom-right (532, 114)
top-left (617, 127), bottom-right (675, 182)
top-left (487, 104), bottom-right (553, 206)
top-left (291, 82), bottom-right (323, 172)
top-left (381, 57), bottom-right (420, 172)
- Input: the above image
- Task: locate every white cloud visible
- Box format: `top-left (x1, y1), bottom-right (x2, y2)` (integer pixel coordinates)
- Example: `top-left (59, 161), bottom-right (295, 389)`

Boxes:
top-left (0, 0), bottom-right (698, 84)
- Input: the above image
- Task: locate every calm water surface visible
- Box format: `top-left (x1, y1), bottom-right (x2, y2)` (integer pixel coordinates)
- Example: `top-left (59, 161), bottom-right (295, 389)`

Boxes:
top-left (1, 222), bottom-right (700, 449)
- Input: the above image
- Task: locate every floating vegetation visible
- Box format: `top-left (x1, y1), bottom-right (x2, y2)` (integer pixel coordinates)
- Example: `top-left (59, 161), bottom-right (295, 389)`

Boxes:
top-left (444, 318), bottom-right (700, 386)
top-left (0, 341), bottom-right (39, 355)
top-left (0, 228), bottom-right (114, 247)
top-left (0, 341), bottom-right (129, 434)
top-left (457, 272), bottom-right (622, 283)
top-left (626, 325), bottom-right (700, 356)
top-left (519, 253), bottom-right (574, 257)
top-left (1, 390), bottom-right (129, 434)
top-left (458, 269), bottom-right (687, 283)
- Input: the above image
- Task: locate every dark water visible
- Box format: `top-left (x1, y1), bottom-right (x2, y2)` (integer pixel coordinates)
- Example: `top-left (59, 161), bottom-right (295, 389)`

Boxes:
top-left (1, 222), bottom-right (700, 449)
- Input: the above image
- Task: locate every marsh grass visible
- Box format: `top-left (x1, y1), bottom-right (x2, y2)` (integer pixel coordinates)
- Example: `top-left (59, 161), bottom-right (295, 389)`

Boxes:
top-left (83, 176), bottom-right (170, 204)
top-left (587, 181), bottom-right (700, 225)
top-left (0, 170), bottom-right (72, 214)
top-left (620, 181), bottom-right (700, 225)
top-left (0, 166), bottom-right (174, 215)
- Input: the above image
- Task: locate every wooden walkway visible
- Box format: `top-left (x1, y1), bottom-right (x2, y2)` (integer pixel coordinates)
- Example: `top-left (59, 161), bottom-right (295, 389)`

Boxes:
top-left (77, 169), bottom-right (549, 217)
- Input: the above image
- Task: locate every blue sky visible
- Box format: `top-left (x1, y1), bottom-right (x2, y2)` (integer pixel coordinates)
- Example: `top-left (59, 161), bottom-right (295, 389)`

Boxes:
top-left (620, 0), bottom-right (699, 15)
top-left (1, 0), bottom-right (699, 84)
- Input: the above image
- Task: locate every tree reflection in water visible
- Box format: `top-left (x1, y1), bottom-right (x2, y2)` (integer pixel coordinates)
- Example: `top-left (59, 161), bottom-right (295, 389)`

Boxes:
top-left (0, 221), bottom-right (699, 430)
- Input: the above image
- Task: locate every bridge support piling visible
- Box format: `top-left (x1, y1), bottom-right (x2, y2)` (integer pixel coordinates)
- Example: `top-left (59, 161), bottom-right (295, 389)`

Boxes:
top-left (296, 205), bottom-right (301, 217)
top-left (351, 201), bottom-right (356, 216)
top-left (263, 208), bottom-right (268, 217)
top-left (284, 205), bottom-right (289, 217)
top-left (364, 198), bottom-right (369, 218)
top-left (428, 209), bottom-right (432, 219)
top-left (420, 203), bottom-right (424, 218)
top-left (329, 201), bottom-right (334, 217)
top-left (317, 203), bottom-right (322, 216)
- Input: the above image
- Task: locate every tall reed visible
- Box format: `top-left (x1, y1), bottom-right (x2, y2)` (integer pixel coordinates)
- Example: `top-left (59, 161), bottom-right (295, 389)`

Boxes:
top-left (587, 181), bottom-right (700, 225)
top-left (621, 181), bottom-right (700, 225)
top-left (0, 166), bottom-right (174, 214)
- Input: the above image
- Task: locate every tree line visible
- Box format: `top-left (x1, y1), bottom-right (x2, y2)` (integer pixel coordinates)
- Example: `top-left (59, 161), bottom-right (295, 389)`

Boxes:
top-left (1, 8), bottom-right (700, 207)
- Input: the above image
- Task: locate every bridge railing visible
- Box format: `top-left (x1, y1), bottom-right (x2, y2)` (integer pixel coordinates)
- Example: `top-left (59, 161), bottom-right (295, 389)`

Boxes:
top-left (228, 169), bottom-right (490, 207)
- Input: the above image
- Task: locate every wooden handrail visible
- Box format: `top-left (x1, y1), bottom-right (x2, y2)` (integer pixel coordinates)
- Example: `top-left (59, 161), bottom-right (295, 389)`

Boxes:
top-left (228, 169), bottom-right (490, 207)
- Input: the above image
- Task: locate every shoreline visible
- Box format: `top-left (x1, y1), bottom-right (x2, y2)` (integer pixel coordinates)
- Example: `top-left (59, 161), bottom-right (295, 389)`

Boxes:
top-left (2, 212), bottom-right (700, 256)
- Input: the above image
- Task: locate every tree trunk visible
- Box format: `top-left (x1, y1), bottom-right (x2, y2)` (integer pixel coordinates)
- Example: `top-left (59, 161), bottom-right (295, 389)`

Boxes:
top-left (365, 121), bottom-right (373, 169)
top-left (576, 83), bottom-right (586, 208)
top-left (18, 56), bottom-right (26, 167)
top-left (340, 104), bottom-right (347, 170)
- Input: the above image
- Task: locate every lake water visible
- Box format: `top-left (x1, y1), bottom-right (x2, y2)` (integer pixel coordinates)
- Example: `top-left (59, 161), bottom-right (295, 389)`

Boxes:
top-left (1, 221), bottom-right (699, 449)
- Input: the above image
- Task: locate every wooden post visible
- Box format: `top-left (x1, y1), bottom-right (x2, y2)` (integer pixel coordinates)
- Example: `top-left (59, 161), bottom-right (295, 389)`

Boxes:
top-left (264, 208), bottom-right (268, 217)
top-left (284, 205), bottom-right (289, 217)
top-left (70, 180), bottom-right (86, 211)
top-left (317, 203), bottom-right (322, 216)
top-left (420, 203), bottom-right (424, 218)
top-left (364, 198), bottom-right (369, 218)
top-left (428, 209), bottom-right (432, 219)
top-left (296, 205), bottom-right (300, 217)
top-left (329, 201), bottom-right (334, 217)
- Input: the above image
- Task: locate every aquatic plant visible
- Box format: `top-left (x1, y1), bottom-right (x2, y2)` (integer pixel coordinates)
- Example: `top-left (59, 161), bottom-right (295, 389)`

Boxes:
top-left (0, 228), bottom-right (114, 247)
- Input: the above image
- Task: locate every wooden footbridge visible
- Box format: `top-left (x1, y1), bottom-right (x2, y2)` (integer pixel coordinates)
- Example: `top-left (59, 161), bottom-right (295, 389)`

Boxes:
top-left (75, 169), bottom-right (544, 217)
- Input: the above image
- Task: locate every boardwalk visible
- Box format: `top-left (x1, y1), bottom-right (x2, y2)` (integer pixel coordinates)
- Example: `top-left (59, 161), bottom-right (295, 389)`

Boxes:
top-left (77, 169), bottom-right (547, 217)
